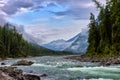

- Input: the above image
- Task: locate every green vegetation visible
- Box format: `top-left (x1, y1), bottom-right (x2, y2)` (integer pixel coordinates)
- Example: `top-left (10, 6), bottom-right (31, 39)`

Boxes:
top-left (86, 0), bottom-right (120, 58)
top-left (0, 23), bottom-right (72, 58)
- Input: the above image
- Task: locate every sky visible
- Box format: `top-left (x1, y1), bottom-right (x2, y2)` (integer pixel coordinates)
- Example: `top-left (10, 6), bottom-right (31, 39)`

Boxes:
top-left (0, 0), bottom-right (106, 44)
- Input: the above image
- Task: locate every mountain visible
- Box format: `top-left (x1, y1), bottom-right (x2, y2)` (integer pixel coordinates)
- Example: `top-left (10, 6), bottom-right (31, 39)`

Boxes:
top-left (14, 24), bottom-right (88, 54)
top-left (42, 39), bottom-right (72, 51)
top-left (42, 32), bottom-right (88, 54)
top-left (15, 25), bottom-right (44, 45)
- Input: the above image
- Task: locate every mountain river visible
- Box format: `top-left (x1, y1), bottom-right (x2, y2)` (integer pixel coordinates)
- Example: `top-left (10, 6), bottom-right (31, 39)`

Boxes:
top-left (0, 56), bottom-right (120, 80)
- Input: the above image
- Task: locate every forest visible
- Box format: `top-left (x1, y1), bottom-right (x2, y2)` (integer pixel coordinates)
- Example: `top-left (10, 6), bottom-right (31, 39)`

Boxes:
top-left (86, 0), bottom-right (120, 58)
top-left (0, 24), bottom-right (71, 58)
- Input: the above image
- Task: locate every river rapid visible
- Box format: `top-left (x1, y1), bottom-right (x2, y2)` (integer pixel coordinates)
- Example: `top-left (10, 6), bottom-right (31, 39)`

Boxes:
top-left (0, 56), bottom-right (120, 80)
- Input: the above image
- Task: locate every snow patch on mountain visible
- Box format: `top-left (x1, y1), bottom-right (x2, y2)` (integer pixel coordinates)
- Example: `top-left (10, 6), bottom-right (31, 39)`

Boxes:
top-left (42, 31), bottom-right (88, 54)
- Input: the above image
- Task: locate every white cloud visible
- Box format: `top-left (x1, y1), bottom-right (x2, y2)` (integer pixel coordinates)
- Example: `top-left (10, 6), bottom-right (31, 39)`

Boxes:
top-left (0, 0), bottom-right (8, 7)
top-left (52, 15), bottom-right (65, 19)
top-left (25, 20), bottom-right (89, 44)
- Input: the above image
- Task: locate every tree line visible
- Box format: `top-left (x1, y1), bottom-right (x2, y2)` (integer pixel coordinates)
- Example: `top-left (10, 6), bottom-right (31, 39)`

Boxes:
top-left (86, 0), bottom-right (120, 57)
top-left (0, 23), bottom-right (71, 58)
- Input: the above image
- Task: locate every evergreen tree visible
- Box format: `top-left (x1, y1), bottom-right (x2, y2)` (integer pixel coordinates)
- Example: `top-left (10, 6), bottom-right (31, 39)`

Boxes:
top-left (86, 0), bottom-right (120, 57)
top-left (87, 13), bottom-right (99, 54)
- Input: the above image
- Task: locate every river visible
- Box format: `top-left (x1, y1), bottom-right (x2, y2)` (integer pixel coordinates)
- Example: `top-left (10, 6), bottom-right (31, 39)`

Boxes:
top-left (0, 56), bottom-right (120, 80)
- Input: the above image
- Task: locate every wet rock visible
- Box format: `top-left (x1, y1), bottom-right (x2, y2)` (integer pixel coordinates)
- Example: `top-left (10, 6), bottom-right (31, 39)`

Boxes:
top-left (0, 66), bottom-right (24, 80)
top-left (105, 61), bottom-right (111, 66)
top-left (12, 59), bottom-right (34, 66)
top-left (0, 66), bottom-right (16, 73)
top-left (0, 66), bottom-right (41, 80)
top-left (1, 62), bottom-right (6, 65)
top-left (24, 74), bottom-right (41, 80)
top-left (40, 73), bottom-right (47, 77)
top-left (0, 70), bottom-right (15, 80)
top-left (9, 69), bottom-right (24, 80)
top-left (112, 58), bottom-right (120, 64)
top-left (65, 56), bottom-right (120, 66)
top-left (29, 70), bottom-right (33, 73)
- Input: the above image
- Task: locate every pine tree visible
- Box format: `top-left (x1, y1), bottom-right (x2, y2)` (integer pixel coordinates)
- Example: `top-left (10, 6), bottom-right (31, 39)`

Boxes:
top-left (110, 0), bottom-right (120, 54)
top-left (87, 13), bottom-right (99, 54)
top-left (86, 0), bottom-right (120, 57)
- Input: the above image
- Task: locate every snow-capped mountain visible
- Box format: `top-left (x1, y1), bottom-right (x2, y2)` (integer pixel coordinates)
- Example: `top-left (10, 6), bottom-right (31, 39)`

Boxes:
top-left (65, 33), bottom-right (88, 53)
top-left (42, 39), bottom-right (72, 51)
top-left (42, 32), bottom-right (88, 54)
top-left (14, 24), bottom-right (88, 54)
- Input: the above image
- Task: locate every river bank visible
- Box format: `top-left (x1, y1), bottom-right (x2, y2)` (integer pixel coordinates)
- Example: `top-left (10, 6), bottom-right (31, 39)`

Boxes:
top-left (0, 59), bottom-right (47, 80)
top-left (0, 66), bottom-right (41, 80)
top-left (0, 56), bottom-right (120, 80)
top-left (65, 55), bottom-right (120, 66)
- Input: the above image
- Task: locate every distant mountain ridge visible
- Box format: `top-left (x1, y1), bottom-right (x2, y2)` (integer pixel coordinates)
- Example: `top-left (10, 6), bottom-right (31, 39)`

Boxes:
top-left (42, 32), bottom-right (88, 54)
top-left (14, 25), bottom-right (88, 54)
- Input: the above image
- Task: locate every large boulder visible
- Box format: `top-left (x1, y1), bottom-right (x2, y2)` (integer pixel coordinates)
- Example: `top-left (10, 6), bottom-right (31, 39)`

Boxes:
top-left (12, 59), bottom-right (34, 66)
top-left (0, 67), bottom-right (41, 80)
top-left (0, 70), bottom-right (15, 80)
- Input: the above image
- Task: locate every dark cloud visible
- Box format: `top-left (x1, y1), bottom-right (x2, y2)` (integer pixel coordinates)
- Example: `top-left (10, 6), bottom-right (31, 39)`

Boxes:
top-left (49, 11), bottom-right (68, 16)
top-left (47, 3), bottom-right (57, 7)
top-left (47, 0), bottom-right (98, 20)
top-left (0, 0), bottom-right (99, 26)
top-left (49, 7), bottom-right (97, 20)
top-left (1, 0), bottom-right (33, 15)
top-left (30, 5), bottom-right (44, 11)
top-left (2, 5), bottom-right (18, 15)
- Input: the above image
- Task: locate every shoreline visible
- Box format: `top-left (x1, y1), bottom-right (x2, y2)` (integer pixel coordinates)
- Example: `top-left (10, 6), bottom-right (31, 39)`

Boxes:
top-left (65, 55), bottom-right (120, 66)
top-left (0, 59), bottom-right (47, 80)
top-left (0, 66), bottom-right (41, 80)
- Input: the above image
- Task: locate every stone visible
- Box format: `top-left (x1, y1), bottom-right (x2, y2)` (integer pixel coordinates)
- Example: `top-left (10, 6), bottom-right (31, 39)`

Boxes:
top-left (0, 70), bottom-right (15, 80)
top-left (0, 66), bottom-right (41, 80)
top-left (1, 62), bottom-right (6, 65)
top-left (12, 59), bottom-right (34, 66)
top-left (24, 74), bottom-right (41, 80)
top-left (40, 73), bottom-right (48, 77)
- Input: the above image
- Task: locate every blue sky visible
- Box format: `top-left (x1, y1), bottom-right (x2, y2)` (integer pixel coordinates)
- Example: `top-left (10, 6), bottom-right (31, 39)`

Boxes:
top-left (0, 0), bottom-right (106, 44)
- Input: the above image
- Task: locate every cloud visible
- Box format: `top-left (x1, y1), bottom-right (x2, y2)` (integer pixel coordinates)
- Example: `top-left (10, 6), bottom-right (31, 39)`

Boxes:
top-left (1, 0), bottom-right (33, 15)
top-left (26, 19), bottom-right (89, 44)
top-left (0, 0), bottom-right (102, 24)
top-left (47, 0), bottom-right (99, 20)
top-left (0, 16), bottom-right (6, 26)
top-left (0, 0), bottom-right (105, 43)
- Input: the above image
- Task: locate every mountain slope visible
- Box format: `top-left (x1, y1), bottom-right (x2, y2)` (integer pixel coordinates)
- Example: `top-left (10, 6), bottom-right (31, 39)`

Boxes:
top-left (42, 32), bottom-right (88, 54)
top-left (42, 39), bottom-right (72, 51)
top-left (65, 34), bottom-right (88, 53)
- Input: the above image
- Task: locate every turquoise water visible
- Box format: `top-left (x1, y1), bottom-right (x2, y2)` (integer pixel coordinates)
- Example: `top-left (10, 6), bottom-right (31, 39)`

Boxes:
top-left (1, 56), bottom-right (120, 80)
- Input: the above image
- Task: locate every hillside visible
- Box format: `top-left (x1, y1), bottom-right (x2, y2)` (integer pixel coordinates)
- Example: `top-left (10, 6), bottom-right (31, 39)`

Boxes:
top-left (0, 24), bottom-right (72, 58)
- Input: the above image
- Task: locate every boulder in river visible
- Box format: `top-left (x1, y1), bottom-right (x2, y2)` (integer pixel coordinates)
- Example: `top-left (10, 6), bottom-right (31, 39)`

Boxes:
top-left (0, 70), bottom-right (15, 80)
top-left (0, 66), bottom-right (41, 80)
top-left (24, 74), bottom-right (41, 80)
top-left (40, 73), bottom-right (48, 77)
top-left (1, 62), bottom-right (6, 65)
top-left (12, 59), bottom-right (34, 66)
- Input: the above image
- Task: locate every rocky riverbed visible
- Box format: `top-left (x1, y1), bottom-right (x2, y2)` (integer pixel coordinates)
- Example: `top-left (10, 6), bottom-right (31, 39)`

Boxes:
top-left (0, 56), bottom-right (120, 80)
top-left (0, 66), bottom-right (40, 80)
top-left (65, 56), bottom-right (120, 66)
top-left (0, 59), bottom-right (48, 80)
